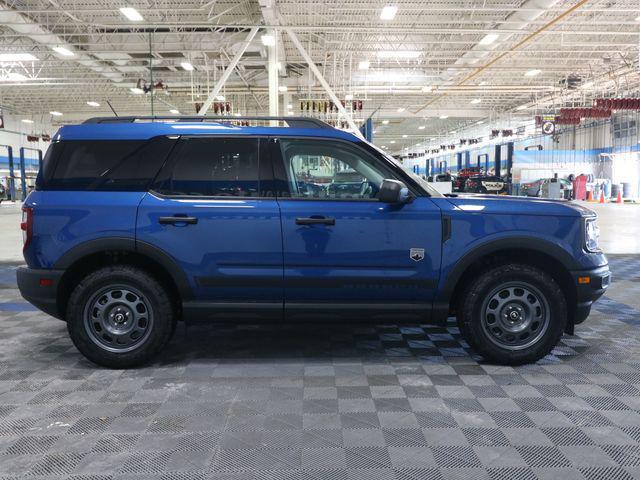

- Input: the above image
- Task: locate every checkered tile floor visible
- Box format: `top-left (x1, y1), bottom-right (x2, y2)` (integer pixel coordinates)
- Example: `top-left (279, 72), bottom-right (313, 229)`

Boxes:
top-left (1, 256), bottom-right (640, 479)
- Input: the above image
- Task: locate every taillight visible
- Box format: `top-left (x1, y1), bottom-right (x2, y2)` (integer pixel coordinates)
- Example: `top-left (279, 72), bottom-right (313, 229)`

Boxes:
top-left (21, 207), bottom-right (33, 251)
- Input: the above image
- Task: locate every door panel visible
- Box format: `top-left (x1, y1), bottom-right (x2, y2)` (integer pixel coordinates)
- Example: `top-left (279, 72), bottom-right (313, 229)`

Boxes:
top-left (279, 197), bottom-right (441, 308)
top-left (136, 136), bottom-right (283, 320)
top-left (273, 137), bottom-right (442, 320)
top-left (137, 194), bottom-right (283, 305)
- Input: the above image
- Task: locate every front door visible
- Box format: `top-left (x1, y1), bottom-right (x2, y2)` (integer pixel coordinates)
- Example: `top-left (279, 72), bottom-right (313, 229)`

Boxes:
top-left (272, 137), bottom-right (442, 321)
top-left (136, 136), bottom-right (283, 320)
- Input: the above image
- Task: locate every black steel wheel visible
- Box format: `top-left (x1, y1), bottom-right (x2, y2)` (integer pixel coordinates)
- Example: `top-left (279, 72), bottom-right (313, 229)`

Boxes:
top-left (480, 282), bottom-right (550, 351)
top-left (67, 265), bottom-right (176, 368)
top-left (458, 264), bottom-right (567, 365)
top-left (84, 286), bottom-right (154, 353)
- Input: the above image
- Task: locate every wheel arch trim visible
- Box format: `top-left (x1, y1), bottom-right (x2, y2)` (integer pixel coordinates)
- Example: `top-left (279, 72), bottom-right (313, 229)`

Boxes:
top-left (53, 237), bottom-right (193, 300)
top-left (433, 236), bottom-right (577, 321)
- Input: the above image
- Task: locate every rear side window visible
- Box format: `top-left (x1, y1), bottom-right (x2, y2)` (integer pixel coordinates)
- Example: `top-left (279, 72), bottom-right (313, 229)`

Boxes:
top-left (152, 137), bottom-right (260, 197)
top-left (38, 137), bottom-right (175, 191)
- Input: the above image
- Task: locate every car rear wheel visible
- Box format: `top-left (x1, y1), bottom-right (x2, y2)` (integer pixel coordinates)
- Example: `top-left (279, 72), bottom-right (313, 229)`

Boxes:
top-left (457, 264), bottom-right (566, 365)
top-left (67, 265), bottom-right (176, 368)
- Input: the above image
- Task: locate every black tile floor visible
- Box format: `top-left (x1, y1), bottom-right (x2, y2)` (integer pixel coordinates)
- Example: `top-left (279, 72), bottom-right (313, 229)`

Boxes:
top-left (0, 256), bottom-right (639, 479)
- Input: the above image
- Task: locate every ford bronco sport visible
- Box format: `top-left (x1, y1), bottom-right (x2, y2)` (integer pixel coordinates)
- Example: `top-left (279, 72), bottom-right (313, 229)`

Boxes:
top-left (17, 116), bottom-right (610, 368)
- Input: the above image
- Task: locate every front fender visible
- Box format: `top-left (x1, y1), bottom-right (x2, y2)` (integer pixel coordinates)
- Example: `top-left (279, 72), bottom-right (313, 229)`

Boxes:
top-left (431, 208), bottom-right (586, 323)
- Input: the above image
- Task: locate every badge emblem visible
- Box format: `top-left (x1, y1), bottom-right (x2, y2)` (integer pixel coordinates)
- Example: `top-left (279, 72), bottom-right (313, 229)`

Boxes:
top-left (410, 248), bottom-right (425, 262)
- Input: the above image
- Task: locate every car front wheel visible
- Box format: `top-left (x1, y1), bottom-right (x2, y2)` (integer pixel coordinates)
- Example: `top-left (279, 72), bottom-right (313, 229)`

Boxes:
top-left (458, 264), bottom-right (567, 365)
top-left (67, 265), bottom-right (176, 368)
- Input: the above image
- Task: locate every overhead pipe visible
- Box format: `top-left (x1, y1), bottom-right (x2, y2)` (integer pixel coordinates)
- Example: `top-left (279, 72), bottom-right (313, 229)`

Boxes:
top-left (414, 0), bottom-right (591, 115)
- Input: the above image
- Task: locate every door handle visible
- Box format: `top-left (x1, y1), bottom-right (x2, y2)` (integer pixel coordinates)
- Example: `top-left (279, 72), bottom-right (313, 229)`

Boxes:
top-left (159, 215), bottom-right (198, 225)
top-left (295, 216), bottom-right (335, 226)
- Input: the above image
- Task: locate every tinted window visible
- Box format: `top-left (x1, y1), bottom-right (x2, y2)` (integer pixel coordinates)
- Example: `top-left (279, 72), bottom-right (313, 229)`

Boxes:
top-left (39, 138), bottom-right (174, 191)
top-left (153, 137), bottom-right (260, 197)
top-left (279, 139), bottom-right (394, 200)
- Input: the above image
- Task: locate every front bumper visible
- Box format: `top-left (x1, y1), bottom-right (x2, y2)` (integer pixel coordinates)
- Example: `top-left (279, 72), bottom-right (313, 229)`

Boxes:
top-left (570, 264), bottom-right (610, 325)
top-left (16, 267), bottom-right (65, 320)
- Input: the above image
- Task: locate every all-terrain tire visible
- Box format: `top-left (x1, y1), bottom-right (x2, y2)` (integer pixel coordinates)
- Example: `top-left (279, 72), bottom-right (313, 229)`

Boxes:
top-left (457, 264), bottom-right (567, 365)
top-left (67, 265), bottom-right (176, 368)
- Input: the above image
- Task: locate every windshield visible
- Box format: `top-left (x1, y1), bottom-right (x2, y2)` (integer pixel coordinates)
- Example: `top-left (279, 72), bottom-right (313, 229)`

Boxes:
top-left (364, 141), bottom-right (444, 197)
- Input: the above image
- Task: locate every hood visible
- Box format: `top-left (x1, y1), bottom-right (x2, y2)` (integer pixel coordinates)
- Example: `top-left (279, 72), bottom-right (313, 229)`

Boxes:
top-left (444, 194), bottom-right (595, 217)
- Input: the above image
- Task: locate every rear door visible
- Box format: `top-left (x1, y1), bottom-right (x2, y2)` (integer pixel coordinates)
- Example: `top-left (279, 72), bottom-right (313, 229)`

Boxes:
top-left (136, 136), bottom-right (283, 320)
top-left (272, 137), bottom-right (442, 321)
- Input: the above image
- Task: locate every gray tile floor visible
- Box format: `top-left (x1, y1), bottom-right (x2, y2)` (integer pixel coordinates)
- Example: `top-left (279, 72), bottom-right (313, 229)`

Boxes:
top-left (1, 256), bottom-right (640, 479)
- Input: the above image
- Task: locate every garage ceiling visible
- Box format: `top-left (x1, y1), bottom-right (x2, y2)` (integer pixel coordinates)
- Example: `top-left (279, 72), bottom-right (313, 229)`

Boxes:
top-left (1, 0), bottom-right (639, 150)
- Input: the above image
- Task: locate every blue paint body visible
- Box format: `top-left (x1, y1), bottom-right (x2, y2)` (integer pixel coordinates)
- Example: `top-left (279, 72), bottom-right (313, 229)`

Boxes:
top-left (21, 119), bottom-right (608, 324)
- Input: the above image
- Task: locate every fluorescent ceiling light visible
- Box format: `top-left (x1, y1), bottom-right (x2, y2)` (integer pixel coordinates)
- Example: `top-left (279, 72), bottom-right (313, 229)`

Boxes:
top-left (470, 98), bottom-right (482, 104)
top-left (381, 145), bottom-right (387, 148)
top-left (345, 94), bottom-right (353, 101)
top-left (119, 7), bottom-right (144, 22)
top-left (390, 140), bottom-right (396, 144)
top-left (380, 5), bottom-right (398, 20)
top-left (402, 134), bottom-right (408, 138)
top-left (234, 112), bottom-right (242, 116)
top-left (476, 120), bottom-right (484, 124)
top-left (287, 104), bottom-right (293, 109)
top-left (21, 119), bottom-right (34, 124)
top-left (439, 115), bottom-right (449, 119)
top-left (52, 46), bottom-right (74, 57)
top-left (49, 111), bottom-right (63, 116)
top-left (478, 81), bottom-right (487, 86)
top-left (516, 104), bottom-right (528, 111)
top-left (261, 35), bottom-right (276, 46)
top-left (278, 85), bottom-right (288, 92)
top-left (524, 69), bottom-right (541, 77)
top-left (397, 107), bottom-right (405, 112)
top-left (215, 95), bottom-right (225, 101)
top-left (358, 60), bottom-right (370, 70)
top-left (86, 101), bottom-right (100, 107)
top-left (130, 87), bottom-right (144, 94)
top-left (0, 72), bottom-right (27, 81)
top-left (478, 33), bottom-right (499, 46)
top-left (0, 53), bottom-right (37, 62)
top-left (180, 62), bottom-right (194, 71)
top-left (450, 130), bottom-right (457, 134)
top-left (169, 109), bottom-right (180, 114)
top-left (357, 70), bottom-right (424, 83)
top-left (376, 50), bottom-right (421, 59)
top-left (382, 120), bottom-right (389, 124)
top-left (422, 86), bottom-right (432, 92)
top-left (636, 15), bottom-right (640, 21)
top-left (418, 125), bottom-right (425, 130)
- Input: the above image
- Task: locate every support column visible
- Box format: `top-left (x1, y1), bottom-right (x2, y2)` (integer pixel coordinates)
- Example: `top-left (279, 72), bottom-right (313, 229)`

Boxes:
top-left (284, 28), bottom-right (364, 139)
top-left (268, 29), bottom-right (279, 118)
top-left (198, 27), bottom-right (260, 116)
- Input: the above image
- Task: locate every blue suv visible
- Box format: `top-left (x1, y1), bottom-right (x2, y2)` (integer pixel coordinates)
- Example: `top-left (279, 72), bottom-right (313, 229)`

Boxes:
top-left (17, 116), bottom-right (610, 368)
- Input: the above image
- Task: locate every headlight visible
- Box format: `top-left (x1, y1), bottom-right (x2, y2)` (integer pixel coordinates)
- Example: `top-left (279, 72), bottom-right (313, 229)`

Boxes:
top-left (585, 217), bottom-right (600, 252)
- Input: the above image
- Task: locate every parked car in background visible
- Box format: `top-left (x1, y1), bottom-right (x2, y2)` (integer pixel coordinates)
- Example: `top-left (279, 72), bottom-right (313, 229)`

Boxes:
top-left (464, 175), bottom-right (508, 194)
top-left (453, 167), bottom-right (482, 191)
top-left (521, 177), bottom-right (573, 198)
top-left (427, 173), bottom-right (454, 195)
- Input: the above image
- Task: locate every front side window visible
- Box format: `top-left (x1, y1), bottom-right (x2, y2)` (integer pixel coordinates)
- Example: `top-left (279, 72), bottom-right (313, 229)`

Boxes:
top-left (279, 139), bottom-right (393, 200)
top-left (153, 137), bottom-right (260, 197)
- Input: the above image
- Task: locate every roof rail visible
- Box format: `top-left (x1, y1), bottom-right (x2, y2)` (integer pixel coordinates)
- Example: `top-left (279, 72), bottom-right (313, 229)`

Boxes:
top-left (82, 115), bottom-right (333, 129)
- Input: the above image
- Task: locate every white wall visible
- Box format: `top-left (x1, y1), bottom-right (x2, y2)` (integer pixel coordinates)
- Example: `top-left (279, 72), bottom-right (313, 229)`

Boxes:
top-left (0, 112), bottom-right (53, 197)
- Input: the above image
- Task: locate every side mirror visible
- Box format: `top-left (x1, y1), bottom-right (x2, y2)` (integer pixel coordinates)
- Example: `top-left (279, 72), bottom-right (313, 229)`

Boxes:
top-left (378, 179), bottom-right (410, 204)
